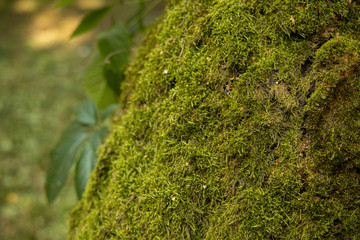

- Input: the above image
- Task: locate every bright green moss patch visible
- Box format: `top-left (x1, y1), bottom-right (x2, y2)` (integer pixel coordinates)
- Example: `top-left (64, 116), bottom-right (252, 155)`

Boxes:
top-left (69, 0), bottom-right (360, 239)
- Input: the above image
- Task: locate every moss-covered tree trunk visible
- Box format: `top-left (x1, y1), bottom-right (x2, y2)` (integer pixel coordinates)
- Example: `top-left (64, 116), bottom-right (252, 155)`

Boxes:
top-left (69, 0), bottom-right (360, 239)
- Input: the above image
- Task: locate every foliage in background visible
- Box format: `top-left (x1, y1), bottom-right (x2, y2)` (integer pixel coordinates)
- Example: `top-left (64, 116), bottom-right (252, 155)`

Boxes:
top-left (45, 0), bottom-right (164, 203)
top-left (45, 100), bottom-right (117, 202)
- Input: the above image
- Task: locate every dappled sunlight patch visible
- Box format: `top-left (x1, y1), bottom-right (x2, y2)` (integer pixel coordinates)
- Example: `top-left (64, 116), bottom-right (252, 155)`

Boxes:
top-left (6, 192), bottom-right (19, 205)
top-left (27, 7), bottom-right (93, 50)
top-left (76, 0), bottom-right (106, 10)
top-left (13, 0), bottom-right (39, 13)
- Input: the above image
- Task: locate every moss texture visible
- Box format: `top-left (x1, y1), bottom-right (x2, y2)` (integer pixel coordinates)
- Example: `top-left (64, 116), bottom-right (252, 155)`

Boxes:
top-left (68, 0), bottom-right (360, 239)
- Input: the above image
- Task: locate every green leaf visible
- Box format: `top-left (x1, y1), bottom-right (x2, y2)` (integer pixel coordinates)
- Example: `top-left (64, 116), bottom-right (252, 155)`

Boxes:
top-left (83, 22), bottom-right (131, 108)
top-left (74, 144), bottom-right (95, 199)
top-left (83, 59), bottom-right (118, 109)
top-left (101, 103), bottom-right (119, 121)
top-left (71, 6), bottom-right (113, 38)
top-left (56, 0), bottom-right (77, 8)
top-left (97, 22), bottom-right (131, 73)
top-left (103, 67), bottom-right (122, 96)
top-left (45, 122), bottom-right (90, 203)
top-left (76, 99), bottom-right (99, 126)
top-left (74, 127), bottom-right (109, 199)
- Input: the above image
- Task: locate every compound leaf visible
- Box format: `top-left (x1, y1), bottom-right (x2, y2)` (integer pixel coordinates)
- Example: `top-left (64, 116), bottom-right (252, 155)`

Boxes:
top-left (97, 22), bottom-right (131, 73)
top-left (74, 127), bottom-right (109, 199)
top-left (83, 59), bottom-right (118, 109)
top-left (45, 122), bottom-right (90, 203)
top-left (100, 103), bottom-right (119, 121)
top-left (76, 99), bottom-right (99, 126)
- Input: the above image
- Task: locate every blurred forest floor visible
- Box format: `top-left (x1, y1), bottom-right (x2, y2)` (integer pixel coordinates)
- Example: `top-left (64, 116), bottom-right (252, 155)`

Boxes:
top-left (0, 0), bottom-right (164, 238)
top-left (0, 0), bottom-right (101, 239)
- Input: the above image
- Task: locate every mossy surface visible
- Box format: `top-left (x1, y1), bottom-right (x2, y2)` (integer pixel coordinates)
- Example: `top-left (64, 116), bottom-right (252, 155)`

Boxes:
top-left (68, 0), bottom-right (360, 239)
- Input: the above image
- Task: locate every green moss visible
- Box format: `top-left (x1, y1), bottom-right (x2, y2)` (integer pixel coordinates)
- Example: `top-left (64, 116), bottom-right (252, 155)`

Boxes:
top-left (69, 0), bottom-right (360, 239)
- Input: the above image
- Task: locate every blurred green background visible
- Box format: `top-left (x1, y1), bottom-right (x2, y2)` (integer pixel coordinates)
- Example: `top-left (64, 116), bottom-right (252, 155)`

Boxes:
top-left (0, 0), bottom-right (164, 238)
top-left (0, 0), bottom-right (105, 239)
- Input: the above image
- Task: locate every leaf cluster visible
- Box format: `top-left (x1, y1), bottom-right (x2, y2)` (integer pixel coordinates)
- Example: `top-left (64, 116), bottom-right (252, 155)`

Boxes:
top-left (45, 100), bottom-right (118, 203)
top-left (46, 0), bottom-right (164, 203)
